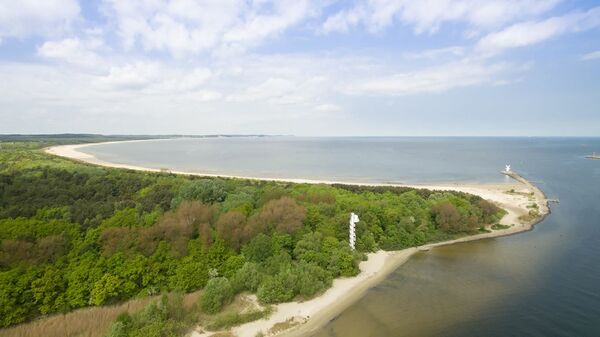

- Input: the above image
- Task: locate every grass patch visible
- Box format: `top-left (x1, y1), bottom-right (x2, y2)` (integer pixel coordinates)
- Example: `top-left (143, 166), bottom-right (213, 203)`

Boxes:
top-left (491, 224), bottom-right (511, 230)
top-left (0, 296), bottom-right (155, 337)
top-left (505, 189), bottom-right (534, 197)
top-left (268, 317), bottom-right (303, 335)
top-left (518, 209), bottom-right (540, 222)
top-left (205, 307), bottom-right (273, 331)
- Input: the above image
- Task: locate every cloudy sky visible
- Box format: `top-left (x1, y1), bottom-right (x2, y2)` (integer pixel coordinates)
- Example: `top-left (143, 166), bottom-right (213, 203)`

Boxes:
top-left (1, 0), bottom-right (599, 136)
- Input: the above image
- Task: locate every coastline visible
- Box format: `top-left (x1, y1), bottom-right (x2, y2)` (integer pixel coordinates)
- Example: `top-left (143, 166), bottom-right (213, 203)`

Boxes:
top-left (45, 141), bottom-right (550, 337)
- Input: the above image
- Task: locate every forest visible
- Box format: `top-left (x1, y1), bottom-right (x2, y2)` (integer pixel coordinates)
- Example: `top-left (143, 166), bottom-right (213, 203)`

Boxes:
top-left (0, 140), bottom-right (504, 334)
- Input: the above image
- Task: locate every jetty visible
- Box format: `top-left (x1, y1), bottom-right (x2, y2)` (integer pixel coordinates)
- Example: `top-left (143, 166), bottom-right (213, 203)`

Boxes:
top-left (502, 167), bottom-right (551, 212)
top-left (585, 152), bottom-right (600, 160)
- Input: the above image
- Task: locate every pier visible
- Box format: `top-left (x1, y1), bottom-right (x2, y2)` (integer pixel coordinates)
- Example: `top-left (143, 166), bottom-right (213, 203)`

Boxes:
top-left (502, 169), bottom-right (553, 210)
top-left (585, 152), bottom-right (599, 160)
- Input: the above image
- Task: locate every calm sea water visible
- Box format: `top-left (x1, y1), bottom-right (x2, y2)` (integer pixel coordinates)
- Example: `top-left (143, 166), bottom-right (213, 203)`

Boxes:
top-left (82, 137), bottom-right (600, 337)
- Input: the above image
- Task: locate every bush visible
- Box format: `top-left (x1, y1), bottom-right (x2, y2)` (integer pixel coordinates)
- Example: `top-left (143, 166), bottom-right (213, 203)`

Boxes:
top-left (199, 277), bottom-right (233, 314)
top-left (205, 306), bottom-right (273, 331)
top-left (231, 262), bottom-right (261, 293)
top-left (432, 201), bottom-right (463, 232)
top-left (171, 179), bottom-right (227, 207)
top-left (295, 262), bottom-right (332, 298)
top-left (244, 197), bottom-right (305, 238)
top-left (169, 258), bottom-right (209, 292)
top-left (256, 269), bottom-right (296, 304)
top-left (242, 234), bottom-right (274, 263)
top-left (104, 295), bottom-right (189, 337)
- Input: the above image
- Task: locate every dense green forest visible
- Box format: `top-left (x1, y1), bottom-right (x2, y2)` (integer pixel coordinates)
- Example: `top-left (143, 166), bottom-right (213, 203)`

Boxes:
top-left (0, 140), bottom-right (504, 331)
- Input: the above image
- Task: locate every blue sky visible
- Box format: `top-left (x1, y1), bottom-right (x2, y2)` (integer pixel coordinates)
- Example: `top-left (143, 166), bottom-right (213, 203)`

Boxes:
top-left (1, 0), bottom-right (599, 136)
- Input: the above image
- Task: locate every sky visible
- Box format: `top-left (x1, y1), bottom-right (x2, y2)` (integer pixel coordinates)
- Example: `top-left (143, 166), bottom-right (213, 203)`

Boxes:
top-left (0, 0), bottom-right (599, 136)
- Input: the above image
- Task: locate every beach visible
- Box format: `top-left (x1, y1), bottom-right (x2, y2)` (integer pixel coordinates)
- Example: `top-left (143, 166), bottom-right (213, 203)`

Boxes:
top-left (45, 141), bottom-right (550, 337)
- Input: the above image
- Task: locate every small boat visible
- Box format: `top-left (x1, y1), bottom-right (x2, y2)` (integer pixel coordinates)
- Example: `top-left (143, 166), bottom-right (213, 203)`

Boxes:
top-left (585, 152), bottom-right (600, 160)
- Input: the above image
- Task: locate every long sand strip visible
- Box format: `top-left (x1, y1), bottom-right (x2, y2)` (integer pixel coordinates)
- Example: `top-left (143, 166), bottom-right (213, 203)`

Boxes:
top-left (45, 141), bottom-right (550, 337)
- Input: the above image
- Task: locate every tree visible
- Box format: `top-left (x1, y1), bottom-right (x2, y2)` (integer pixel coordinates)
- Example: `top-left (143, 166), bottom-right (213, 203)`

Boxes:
top-left (36, 234), bottom-right (67, 263)
top-left (477, 199), bottom-right (501, 222)
top-left (138, 201), bottom-right (215, 256)
top-left (257, 269), bottom-right (296, 303)
top-left (221, 191), bottom-right (254, 214)
top-left (293, 232), bottom-right (325, 266)
top-left (101, 208), bottom-right (143, 228)
top-left (89, 273), bottom-right (124, 305)
top-left (295, 262), bottom-right (332, 298)
top-left (169, 257), bottom-right (208, 292)
top-left (139, 182), bottom-right (175, 212)
top-left (199, 277), bottom-right (233, 314)
top-left (0, 239), bottom-right (34, 266)
top-left (242, 234), bottom-right (274, 263)
top-left (216, 211), bottom-right (246, 250)
top-left (255, 197), bottom-right (305, 234)
top-left (171, 179), bottom-right (227, 207)
top-left (432, 201), bottom-right (463, 232)
top-left (101, 227), bottom-right (137, 256)
top-left (31, 266), bottom-right (68, 314)
top-left (231, 262), bottom-right (261, 293)
top-left (222, 254), bottom-right (246, 279)
top-left (65, 253), bottom-right (103, 309)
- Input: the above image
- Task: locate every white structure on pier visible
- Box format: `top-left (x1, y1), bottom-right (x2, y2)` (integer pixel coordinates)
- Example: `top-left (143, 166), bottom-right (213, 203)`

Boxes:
top-left (349, 212), bottom-right (359, 250)
top-left (505, 164), bottom-right (511, 173)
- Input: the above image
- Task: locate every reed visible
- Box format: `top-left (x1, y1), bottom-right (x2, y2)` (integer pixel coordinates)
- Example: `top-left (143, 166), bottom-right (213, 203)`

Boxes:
top-left (0, 298), bottom-right (153, 337)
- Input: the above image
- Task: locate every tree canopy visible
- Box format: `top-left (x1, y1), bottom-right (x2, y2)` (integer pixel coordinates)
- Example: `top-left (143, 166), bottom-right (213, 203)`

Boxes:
top-left (0, 141), bottom-right (504, 329)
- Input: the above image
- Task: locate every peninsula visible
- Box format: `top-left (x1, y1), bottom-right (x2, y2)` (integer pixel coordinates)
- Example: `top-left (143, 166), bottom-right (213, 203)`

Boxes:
top-left (41, 141), bottom-right (550, 337)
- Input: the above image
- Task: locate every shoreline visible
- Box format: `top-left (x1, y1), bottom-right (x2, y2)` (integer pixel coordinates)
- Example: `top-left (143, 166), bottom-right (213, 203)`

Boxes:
top-left (44, 141), bottom-right (550, 337)
top-left (46, 140), bottom-right (510, 186)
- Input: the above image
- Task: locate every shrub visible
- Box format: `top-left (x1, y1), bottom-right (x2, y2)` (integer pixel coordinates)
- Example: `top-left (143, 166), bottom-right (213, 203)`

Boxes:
top-left (216, 211), bottom-right (246, 250)
top-left (257, 268), bottom-right (297, 304)
top-left (249, 197), bottom-right (305, 235)
top-left (432, 201), bottom-right (463, 232)
top-left (242, 234), bottom-right (274, 263)
top-left (199, 277), bottom-right (233, 314)
top-left (231, 262), bottom-right (262, 293)
top-left (171, 179), bottom-right (227, 207)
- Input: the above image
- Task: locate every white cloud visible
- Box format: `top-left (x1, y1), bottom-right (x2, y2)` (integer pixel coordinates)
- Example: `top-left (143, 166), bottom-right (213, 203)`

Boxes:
top-left (581, 50), bottom-right (600, 61)
top-left (315, 103), bottom-right (342, 112)
top-left (221, 0), bottom-right (319, 51)
top-left (342, 60), bottom-right (512, 95)
top-left (102, 0), bottom-right (244, 55)
top-left (477, 7), bottom-right (600, 54)
top-left (193, 90), bottom-right (222, 101)
top-left (404, 46), bottom-right (465, 60)
top-left (94, 62), bottom-right (216, 95)
top-left (38, 37), bottom-right (105, 68)
top-left (227, 77), bottom-right (299, 103)
top-left (167, 68), bottom-right (212, 91)
top-left (96, 62), bottom-right (163, 90)
top-left (0, 0), bottom-right (80, 41)
top-left (322, 0), bottom-right (560, 34)
top-left (102, 0), bottom-right (323, 57)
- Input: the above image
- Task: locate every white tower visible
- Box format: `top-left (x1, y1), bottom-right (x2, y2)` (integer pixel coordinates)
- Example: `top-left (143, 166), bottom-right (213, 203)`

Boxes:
top-left (505, 165), bottom-right (511, 173)
top-left (349, 212), bottom-right (359, 250)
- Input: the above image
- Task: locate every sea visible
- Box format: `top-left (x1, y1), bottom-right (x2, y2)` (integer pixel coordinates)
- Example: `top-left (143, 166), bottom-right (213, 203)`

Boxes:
top-left (81, 137), bottom-right (600, 337)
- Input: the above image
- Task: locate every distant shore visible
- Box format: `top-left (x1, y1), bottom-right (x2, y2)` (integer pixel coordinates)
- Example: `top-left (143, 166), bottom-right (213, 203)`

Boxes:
top-left (45, 141), bottom-right (550, 337)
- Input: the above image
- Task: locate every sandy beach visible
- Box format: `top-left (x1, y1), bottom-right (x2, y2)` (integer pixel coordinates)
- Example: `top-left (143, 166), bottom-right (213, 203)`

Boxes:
top-left (45, 141), bottom-right (550, 337)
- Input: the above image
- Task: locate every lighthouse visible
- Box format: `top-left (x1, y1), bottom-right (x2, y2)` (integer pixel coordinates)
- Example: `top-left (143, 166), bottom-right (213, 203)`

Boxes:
top-left (349, 212), bottom-right (359, 250)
